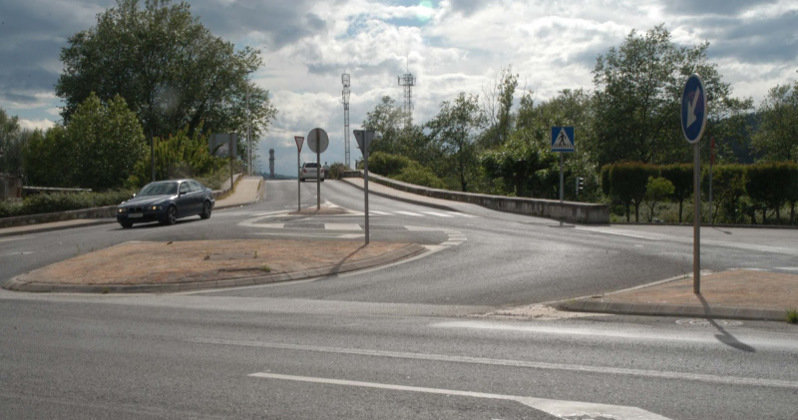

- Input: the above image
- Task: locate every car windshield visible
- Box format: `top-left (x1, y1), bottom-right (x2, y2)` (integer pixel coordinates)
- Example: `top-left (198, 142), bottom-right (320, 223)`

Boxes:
top-left (138, 181), bottom-right (178, 196)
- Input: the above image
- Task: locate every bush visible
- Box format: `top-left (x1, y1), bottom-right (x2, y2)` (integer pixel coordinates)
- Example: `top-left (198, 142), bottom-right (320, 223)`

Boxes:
top-left (0, 190), bottom-right (133, 217)
top-left (367, 152), bottom-right (414, 177)
top-left (394, 164), bottom-right (446, 189)
top-left (326, 162), bottom-right (348, 180)
top-left (608, 162), bottom-right (658, 222)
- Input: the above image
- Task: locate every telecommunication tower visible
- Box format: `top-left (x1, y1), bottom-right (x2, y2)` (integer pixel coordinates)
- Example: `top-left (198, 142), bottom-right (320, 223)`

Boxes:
top-left (342, 73), bottom-right (351, 168)
top-left (398, 67), bottom-right (415, 126)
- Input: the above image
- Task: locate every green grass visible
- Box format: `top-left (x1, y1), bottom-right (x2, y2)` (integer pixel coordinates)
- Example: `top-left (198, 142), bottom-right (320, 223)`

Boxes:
top-left (787, 309), bottom-right (798, 324)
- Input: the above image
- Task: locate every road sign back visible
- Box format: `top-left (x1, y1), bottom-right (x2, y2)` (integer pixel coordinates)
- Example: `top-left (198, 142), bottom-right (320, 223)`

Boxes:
top-left (307, 128), bottom-right (329, 153)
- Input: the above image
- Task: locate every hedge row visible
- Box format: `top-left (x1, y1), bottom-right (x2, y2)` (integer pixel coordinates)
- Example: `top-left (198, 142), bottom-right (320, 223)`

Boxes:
top-left (0, 190), bottom-right (133, 218)
top-left (601, 162), bottom-right (798, 224)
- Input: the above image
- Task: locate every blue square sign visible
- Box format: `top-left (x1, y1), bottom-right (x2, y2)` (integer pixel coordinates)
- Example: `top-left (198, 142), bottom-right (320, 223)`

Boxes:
top-left (551, 126), bottom-right (575, 152)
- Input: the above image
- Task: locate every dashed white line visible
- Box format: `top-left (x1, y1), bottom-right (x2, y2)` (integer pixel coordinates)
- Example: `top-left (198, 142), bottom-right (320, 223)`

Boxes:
top-left (395, 210), bottom-right (423, 217)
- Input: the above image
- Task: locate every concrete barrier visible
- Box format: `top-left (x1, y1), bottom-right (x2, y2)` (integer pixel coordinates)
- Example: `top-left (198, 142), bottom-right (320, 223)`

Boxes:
top-left (359, 172), bottom-right (609, 224)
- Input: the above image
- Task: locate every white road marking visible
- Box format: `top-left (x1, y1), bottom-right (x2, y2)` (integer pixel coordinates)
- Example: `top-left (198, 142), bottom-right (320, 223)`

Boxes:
top-left (248, 372), bottom-right (671, 420)
top-left (324, 223), bottom-right (362, 231)
top-left (421, 211), bottom-right (453, 218)
top-left (193, 337), bottom-right (798, 390)
top-left (575, 226), bottom-right (668, 241)
top-left (395, 210), bottom-right (423, 217)
top-left (369, 210), bottom-right (391, 216)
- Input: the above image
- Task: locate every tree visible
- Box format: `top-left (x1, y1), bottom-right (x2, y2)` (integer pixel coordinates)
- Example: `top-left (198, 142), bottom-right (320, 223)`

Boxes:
top-left (0, 108), bottom-right (24, 177)
top-left (592, 25), bottom-right (743, 167)
top-left (56, 0), bottom-right (276, 144)
top-left (426, 93), bottom-right (485, 191)
top-left (753, 79), bottom-right (798, 162)
top-left (363, 96), bottom-right (408, 156)
top-left (128, 125), bottom-right (222, 187)
top-left (660, 163), bottom-right (692, 222)
top-left (480, 66), bottom-right (518, 149)
top-left (644, 176), bottom-right (675, 222)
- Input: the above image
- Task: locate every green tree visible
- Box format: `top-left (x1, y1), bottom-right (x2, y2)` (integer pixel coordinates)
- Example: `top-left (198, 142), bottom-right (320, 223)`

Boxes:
top-left (753, 79), bottom-right (798, 161)
top-left (70, 93), bottom-right (146, 189)
top-left (644, 176), bottom-right (675, 222)
top-left (56, 0), bottom-right (276, 144)
top-left (480, 66), bottom-right (518, 149)
top-left (608, 162), bottom-right (658, 222)
top-left (660, 163), bottom-right (693, 222)
top-left (592, 25), bottom-right (743, 167)
top-left (426, 93), bottom-right (485, 191)
top-left (0, 108), bottom-right (24, 177)
top-left (128, 125), bottom-right (222, 187)
top-left (23, 126), bottom-right (73, 187)
top-left (363, 96), bottom-right (406, 155)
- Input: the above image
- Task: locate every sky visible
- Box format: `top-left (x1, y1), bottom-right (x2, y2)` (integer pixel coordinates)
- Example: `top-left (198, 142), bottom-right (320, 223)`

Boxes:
top-left (1, 0), bottom-right (797, 176)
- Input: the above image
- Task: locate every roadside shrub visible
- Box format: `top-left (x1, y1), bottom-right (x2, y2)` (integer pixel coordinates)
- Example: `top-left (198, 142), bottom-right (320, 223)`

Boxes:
top-left (394, 164), bottom-right (446, 189)
top-left (326, 162), bottom-right (348, 180)
top-left (660, 163), bottom-right (693, 223)
top-left (1, 190), bottom-right (134, 217)
top-left (367, 152), bottom-right (413, 177)
top-left (644, 176), bottom-right (675, 222)
top-left (608, 162), bottom-right (658, 222)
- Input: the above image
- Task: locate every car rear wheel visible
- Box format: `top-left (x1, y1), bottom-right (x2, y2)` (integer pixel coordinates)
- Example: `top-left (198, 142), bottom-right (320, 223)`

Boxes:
top-left (161, 205), bottom-right (177, 225)
top-left (200, 201), bottom-right (212, 219)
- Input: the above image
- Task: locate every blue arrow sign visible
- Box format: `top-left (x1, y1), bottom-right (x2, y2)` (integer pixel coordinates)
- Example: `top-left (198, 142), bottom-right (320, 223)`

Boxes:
top-left (551, 126), bottom-right (575, 152)
top-left (681, 74), bottom-right (707, 144)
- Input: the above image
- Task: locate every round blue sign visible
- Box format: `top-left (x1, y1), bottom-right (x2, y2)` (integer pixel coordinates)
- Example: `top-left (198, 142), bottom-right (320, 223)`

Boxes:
top-left (681, 74), bottom-right (707, 144)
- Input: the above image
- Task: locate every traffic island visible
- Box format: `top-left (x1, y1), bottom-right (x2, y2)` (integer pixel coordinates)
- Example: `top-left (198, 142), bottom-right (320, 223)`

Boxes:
top-left (556, 269), bottom-right (798, 322)
top-left (3, 239), bottom-right (425, 293)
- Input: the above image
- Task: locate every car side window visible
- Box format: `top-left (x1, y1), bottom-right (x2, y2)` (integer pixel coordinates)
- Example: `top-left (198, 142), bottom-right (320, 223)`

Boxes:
top-left (179, 182), bottom-right (190, 194)
top-left (189, 181), bottom-right (201, 192)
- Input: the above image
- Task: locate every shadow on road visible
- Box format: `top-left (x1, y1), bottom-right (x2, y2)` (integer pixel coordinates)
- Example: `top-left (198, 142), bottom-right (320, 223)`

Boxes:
top-left (699, 295), bottom-right (755, 353)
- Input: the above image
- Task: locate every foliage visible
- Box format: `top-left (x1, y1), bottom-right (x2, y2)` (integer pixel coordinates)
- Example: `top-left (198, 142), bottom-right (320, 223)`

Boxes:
top-left (23, 94), bottom-right (145, 190)
top-left (364, 96), bottom-right (406, 156)
top-left (0, 190), bottom-right (133, 218)
top-left (326, 162), bottom-right (349, 180)
top-left (393, 165), bottom-right (446, 189)
top-left (127, 125), bottom-right (223, 188)
top-left (426, 92), bottom-right (485, 191)
top-left (56, 0), bottom-right (276, 143)
top-left (746, 162), bottom-right (798, 223)
top-left (367, 151), bottom-right (413, 177)
top-left (592, 25), bottom-right (742, 168)
top-left (705, 164), bottom-right (747, 223)
top-left (644, 176), bottom-right (675, 222)
top-left (481, 133), bottom-right (556, 197)
top-left (0, 108), bottom-right (24, 176)
top-left (479, 67), bottom-right (518, 149)
top-left (607, 162), bottom-right (659, 222)
top-left (660, 163), bottom-right (693, 222)
top-left (753, 79), bottom-right (798, 161)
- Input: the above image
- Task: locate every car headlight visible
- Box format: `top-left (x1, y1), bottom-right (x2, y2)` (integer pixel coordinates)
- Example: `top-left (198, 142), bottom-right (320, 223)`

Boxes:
top-left (117, 208), bottom-right (126, 214)
top-left (149, 205), bottom-right (161, 211)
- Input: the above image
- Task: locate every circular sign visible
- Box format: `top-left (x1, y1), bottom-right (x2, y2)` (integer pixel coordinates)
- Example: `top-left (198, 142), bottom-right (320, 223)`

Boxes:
top-left (681, 74), bottom-right (708, 144)
top-left (306, 128), bottom-right (329, 153)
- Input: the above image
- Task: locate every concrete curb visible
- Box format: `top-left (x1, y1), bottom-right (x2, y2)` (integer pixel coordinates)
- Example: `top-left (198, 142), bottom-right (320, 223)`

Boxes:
top-left (3, 243), bottom-right (426, 294)
top-left (554, 299), bottom-right (789, 322)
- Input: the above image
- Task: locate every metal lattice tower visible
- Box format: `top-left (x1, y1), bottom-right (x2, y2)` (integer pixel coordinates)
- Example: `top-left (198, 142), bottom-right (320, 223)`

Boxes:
top-left (342, 73), bottom-right (351, 168)
top-left (398, 70), bottom-right (415, 126)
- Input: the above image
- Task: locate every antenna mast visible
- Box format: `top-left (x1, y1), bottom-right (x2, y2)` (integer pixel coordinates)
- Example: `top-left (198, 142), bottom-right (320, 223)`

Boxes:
top-left (397, 60), bottom-right (415, 127)
top-left (342, 73), bottom-right (351, 168)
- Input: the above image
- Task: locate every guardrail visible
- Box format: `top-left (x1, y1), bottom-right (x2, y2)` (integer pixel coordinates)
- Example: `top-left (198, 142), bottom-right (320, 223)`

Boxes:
top-left (353, 171), bottom-right (609, 224)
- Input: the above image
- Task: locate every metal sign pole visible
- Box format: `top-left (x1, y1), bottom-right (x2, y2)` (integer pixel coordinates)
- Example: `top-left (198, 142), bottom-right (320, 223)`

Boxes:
top-left (693, 141), bottom-right (701, 294)
top-left (364, 145), bottom-right (370, 245)
top-left (559, 152), bottom-right (564, 227)
top-left (316, 147), bottom-right (321, 211)
top-left (297, 148), bottom-right (301, 212)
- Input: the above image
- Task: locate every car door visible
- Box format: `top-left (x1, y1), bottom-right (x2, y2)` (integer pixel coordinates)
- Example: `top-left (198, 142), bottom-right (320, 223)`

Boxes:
top-left (177, 181), bottom-right (195, 217)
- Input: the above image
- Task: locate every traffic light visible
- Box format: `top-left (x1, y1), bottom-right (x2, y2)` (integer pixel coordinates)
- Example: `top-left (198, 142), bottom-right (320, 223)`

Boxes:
top-left (576, 176), bottom-right (584, 195)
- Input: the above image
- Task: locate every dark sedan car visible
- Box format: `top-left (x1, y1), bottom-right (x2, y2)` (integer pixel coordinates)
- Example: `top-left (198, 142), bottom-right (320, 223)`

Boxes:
top-left (116, 179), bottom-right (214, 228)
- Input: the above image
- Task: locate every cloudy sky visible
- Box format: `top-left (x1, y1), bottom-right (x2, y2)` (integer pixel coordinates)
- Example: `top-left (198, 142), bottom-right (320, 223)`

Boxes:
top-left (1, 0), bottom-right (797, 176)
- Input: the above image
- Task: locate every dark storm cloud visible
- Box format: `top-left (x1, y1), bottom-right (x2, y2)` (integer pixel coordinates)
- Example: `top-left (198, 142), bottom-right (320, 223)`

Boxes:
top-left (699, 10), bottom-right (798, 64)
top-left (190, 0), bottom-right (327, 50)
top-left (661, 0), bottom-right (779, 15)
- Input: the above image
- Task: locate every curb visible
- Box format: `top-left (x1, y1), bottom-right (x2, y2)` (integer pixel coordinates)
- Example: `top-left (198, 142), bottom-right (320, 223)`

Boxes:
top-left (2, 243), bottom-right (426, 294)
top-left (554, 299), bottom-right (788, 322)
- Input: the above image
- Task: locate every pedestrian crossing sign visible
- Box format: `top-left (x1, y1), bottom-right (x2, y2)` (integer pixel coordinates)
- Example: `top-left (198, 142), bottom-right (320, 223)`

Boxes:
top-left (551, 126), bottom-right (575, 152)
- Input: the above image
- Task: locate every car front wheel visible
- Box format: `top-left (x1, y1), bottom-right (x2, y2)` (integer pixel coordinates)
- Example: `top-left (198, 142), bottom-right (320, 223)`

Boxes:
top-left (161, 206), bottom-right (177, 225)
top-left (200, 201), bottom-right (212, 219)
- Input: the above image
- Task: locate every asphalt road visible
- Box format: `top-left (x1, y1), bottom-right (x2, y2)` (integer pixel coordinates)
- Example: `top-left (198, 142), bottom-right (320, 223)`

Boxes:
top-left (1, 179), bottom-right (797, 419)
